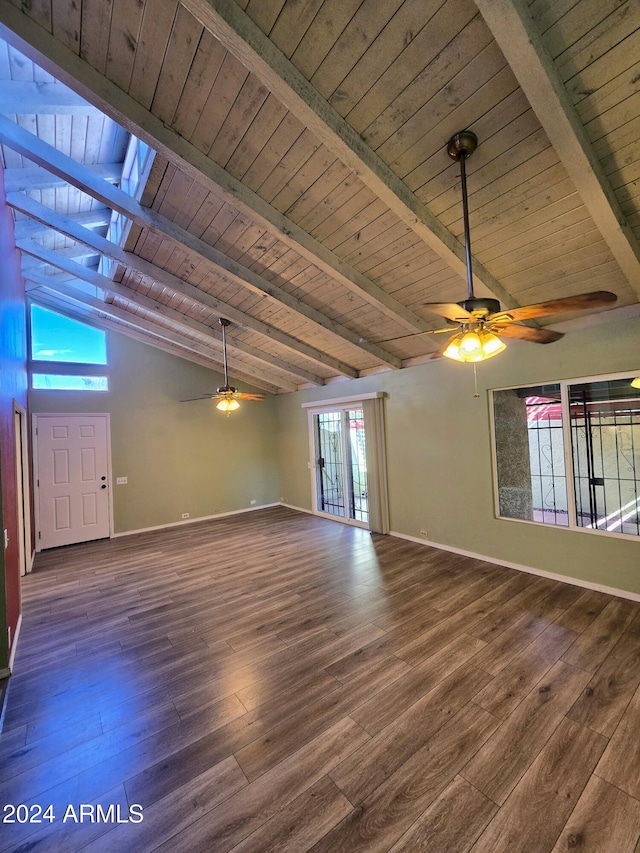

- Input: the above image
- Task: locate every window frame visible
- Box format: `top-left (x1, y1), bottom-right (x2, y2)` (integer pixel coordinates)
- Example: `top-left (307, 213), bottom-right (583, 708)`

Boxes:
top-left (489, 369), bottom-right (640, 542)
top-left (28, 302), bottom-right (110, 393)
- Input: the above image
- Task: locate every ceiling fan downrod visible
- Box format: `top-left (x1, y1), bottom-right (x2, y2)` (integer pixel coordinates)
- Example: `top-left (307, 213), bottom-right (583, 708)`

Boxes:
top-left (447, 130), bottom-right (477, 303)
top-left (218, 317), bottom-right (234, 394)
top-left (447, 131), bottom-right (500, 317)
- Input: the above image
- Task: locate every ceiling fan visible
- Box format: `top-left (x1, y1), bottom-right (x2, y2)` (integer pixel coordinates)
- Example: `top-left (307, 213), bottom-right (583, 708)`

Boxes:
top-left (181, 318), bottom-right (264, 412)
top-left (398, 130), bottom-right (617, 362)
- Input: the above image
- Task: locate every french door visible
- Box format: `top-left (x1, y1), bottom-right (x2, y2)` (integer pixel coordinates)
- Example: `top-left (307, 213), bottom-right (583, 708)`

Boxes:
top-left (311, 407), bottom-right (369, 526)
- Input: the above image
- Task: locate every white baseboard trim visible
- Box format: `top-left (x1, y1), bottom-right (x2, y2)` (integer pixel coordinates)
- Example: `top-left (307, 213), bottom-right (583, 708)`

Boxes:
top-left (8, 614), bottom-right (22, 672)
top-left (390, 530), bottom-right (640, 603)
top-left (112, 503), bottom-right (280, 538)
top-left (111, 503), bottom-right (639, 602)
top-left (279, 508), bottom-right (640, 602)
top-left (279, 502), bottom-right (314, 515)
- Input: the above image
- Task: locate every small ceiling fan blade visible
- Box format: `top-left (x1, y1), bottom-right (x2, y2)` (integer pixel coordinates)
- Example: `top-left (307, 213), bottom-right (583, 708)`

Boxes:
top-left (180, 394), bottom-right (219, 402)
top-left (236, 393), bottom-right (264, 401)
top-left (494, 324), bottom-right (564, 343)
top-left (498, 291), bottom-right (617, 322)
top-left (366, 327), bottom-right (455, 344)
top-left (423, 302), bottom-right (473, 322)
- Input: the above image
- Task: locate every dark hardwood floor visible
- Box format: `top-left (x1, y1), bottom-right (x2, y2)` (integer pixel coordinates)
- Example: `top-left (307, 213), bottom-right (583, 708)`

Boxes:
top-left (2, 506), bottom-right (640, 852)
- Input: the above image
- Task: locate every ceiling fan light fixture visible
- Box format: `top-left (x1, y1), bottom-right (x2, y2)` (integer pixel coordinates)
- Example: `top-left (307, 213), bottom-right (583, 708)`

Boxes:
top-left (442, 327), bottom-right (506, 363)
top-left (460, 330), bottom-right (483, 356)
top-left (442, 330), bottom-right (483, 362)
top-left (480, 330), bottom-right (506, 358)
top-left (216, 397), bottom-right (240, 412)
top-left (442, 332), bottom-right (464, 362)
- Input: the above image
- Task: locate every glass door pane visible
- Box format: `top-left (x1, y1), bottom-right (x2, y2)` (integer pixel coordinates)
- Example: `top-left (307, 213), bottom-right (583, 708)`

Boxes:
top-left (313, 408), bottom-right (368, 525)
top-left (346, 409), bottom-right (368, 524)
top-left (315, 410), bottom-right (344, 517)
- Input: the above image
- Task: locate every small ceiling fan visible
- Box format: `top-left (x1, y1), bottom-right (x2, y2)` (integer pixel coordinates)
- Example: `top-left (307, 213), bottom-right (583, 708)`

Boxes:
top-left (403, 130), bottom-right (617, 362)
top-left (180, 318), bottom-right (264, 412)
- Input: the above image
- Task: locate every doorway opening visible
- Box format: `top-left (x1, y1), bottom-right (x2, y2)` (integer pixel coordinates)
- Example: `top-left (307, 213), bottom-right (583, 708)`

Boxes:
top-left (305, 394), bottom-right (389, 533)
top-left (313, 407), bottom-right (368, 525)
top-left (33, 413), bottom-right (112, 550)
top-left (14, 403), bottom-right (31, 576)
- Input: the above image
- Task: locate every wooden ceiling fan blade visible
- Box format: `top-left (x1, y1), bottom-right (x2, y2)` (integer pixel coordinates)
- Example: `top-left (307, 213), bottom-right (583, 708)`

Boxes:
top-left (495, 324), bottom-right (564, 343)
top-left (498, 291), bottom-right (617, 322)
top-left (236, 393), bottom-right (264, 401)
top-left (423, 302), bottom-right (473, 321)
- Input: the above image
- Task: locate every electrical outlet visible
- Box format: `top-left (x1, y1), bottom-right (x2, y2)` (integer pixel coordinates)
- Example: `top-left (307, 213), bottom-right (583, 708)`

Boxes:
top-left (182, 513), bottom-right (190, 519)
top-left (250, 499), bottom-right (256, 505)
top-left (419, 529), bottom-right (429, 538)
top-left (116, 477), bottom-right (128, 485)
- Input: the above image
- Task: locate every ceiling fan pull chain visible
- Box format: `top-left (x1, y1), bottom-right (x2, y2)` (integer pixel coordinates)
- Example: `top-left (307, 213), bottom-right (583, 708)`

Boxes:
top-left (473, 362), bottom-right (480, 398)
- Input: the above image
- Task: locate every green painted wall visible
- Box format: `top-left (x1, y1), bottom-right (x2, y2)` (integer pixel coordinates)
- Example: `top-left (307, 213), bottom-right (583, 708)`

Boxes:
top-left (276, 312), bottom-right (640, 596)
top-left (27, 308), bottom-right (639, 595)
top-left (30, 330), bottom-right (279, 533)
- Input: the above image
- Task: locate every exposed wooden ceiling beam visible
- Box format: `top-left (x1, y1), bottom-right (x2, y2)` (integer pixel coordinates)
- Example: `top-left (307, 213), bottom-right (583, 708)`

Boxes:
top-left (0, 114), bottom-right (399, 371)
top-left (473, 0), bottom-right (640, 298)
top-left (14, 209), bottom-right (111, 239)
top-left (3, 162), bottom-right (122, 193)
top-left (0, 80), bottom-right (97, 114)
top-left (0, 5), bottom-right (431, 334)
top-left (9, 191), bottom-right (356, 378)
top-left (24, 271), bottom-right (283, 393)
top-left (19, 240), bottom-right (323, 387)
top-left (22, 243), bottom-right (99, 264)
top-left (180, 0), bottom-right (517, 311)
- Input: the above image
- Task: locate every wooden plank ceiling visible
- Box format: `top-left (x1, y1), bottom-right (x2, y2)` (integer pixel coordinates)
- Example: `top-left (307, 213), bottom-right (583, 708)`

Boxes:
top-left (0, 0), bottom-right (638, 393)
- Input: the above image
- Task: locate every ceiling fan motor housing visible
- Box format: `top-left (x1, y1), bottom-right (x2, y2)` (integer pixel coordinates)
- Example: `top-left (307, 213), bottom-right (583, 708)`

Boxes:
top-left (458, 297), bottom-right (501, 317)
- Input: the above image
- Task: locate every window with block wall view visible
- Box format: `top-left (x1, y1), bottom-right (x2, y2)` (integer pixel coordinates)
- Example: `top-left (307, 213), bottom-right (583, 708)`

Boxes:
top-left (492, 375), bottom-right (640, 538)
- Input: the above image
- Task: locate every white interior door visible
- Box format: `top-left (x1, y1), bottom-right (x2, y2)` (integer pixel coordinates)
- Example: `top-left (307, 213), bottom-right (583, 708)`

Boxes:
top-left (35, 414), bottom-right (111, 550)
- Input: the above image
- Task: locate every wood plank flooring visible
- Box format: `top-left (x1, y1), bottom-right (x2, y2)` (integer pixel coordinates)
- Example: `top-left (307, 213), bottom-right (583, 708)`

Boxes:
top-left (2, 506), bottom-right (640, 852)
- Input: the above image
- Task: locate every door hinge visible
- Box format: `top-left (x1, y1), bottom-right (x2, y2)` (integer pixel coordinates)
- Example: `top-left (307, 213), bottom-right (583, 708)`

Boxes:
top-left (38, 531), bottom-right (41, 540)
top-left (37, 479), bottom-right (39, 487)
